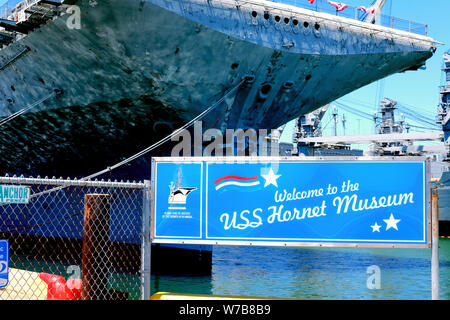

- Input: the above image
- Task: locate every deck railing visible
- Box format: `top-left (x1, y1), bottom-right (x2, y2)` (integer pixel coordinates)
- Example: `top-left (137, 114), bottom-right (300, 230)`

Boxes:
top-left (269, 0), bottom-right (428, 36)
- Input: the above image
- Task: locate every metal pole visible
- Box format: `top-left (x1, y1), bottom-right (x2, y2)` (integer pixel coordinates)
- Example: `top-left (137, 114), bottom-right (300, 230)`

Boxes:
top-left (141, 180), bottom-right (151, 300)
top-left (431, 188), bottom-right (440, 300)
top-left (342, 114), bottom-right (346, 136)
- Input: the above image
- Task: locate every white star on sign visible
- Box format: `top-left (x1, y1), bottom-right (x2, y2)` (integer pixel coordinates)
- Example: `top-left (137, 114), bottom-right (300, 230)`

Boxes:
top-left (261, 168), bottom-right (281, 188)
top-left (383, 213), bottom-right (401, 231)
top-left (370, 222), bottom-right (381, 233)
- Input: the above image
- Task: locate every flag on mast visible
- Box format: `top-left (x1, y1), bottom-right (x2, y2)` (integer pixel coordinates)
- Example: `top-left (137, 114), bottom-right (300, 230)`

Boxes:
top-left (328, 1), bottom-right (348, 12)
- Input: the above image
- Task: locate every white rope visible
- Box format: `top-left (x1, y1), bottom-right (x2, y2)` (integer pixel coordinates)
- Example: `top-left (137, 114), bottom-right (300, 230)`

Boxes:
top-left (28, 80), bottom-right (244, 197)
top-left (82, 79), bottom-right (244, 180)
top-left (0, 91), bottom-right (56, 126)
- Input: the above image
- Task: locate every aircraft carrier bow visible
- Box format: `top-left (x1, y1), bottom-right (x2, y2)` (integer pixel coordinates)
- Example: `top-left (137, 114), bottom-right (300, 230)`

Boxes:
top-left (0, 0), bottom-right (438, 180)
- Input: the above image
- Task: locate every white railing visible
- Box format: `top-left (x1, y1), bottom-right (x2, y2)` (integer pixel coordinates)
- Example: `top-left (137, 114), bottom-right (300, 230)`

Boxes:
top-left (0, 0), bottom-right (429, 37)
top-left (268, 0), bottom-right (428, 36)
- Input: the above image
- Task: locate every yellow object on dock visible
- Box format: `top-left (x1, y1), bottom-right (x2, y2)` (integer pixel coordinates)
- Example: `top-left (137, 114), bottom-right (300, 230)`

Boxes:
top-left (0, 268), bottom-right (48, 300)
top-left (150, 292), bottom-right (275, 300)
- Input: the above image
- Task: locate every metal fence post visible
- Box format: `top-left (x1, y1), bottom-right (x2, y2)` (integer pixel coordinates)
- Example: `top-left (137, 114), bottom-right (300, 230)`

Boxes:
top-left (431, 188), bottom-right (440, 300)
top-left (81, 193), bottom-right (112, 300)
top-left (141, 180), bottom-right (151, 300)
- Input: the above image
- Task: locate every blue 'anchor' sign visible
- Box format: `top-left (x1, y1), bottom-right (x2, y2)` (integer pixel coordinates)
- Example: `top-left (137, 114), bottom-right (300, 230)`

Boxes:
top-left (0, 240), bottom-right (8, 288)
top-left (151, 158), bottom-right (430, 248)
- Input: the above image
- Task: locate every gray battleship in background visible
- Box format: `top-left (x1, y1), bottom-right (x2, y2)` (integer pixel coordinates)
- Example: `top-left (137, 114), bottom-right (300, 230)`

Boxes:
top-left (0, 0), bottom-right (438, 180)
top-left (435, 52), bottom-right (450, 225)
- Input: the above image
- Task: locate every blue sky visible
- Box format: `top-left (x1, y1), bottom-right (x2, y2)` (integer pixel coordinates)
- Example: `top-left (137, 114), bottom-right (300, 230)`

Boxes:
top-left (281, 0), bottom-right (450, 146)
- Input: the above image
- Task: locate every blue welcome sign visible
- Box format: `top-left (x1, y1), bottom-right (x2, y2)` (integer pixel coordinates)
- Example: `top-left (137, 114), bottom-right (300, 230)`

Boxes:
top-left (0, 240), bottom-right (8, 288)
top-left (151, 157), bottom-right (430, 248)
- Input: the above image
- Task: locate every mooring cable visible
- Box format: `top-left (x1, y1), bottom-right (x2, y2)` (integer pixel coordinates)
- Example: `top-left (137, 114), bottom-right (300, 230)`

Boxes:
top-left (81, 79), bottom-right (244, 181)
top-left (0, 90), bottom-right (57, 127)
top-left (27, 80), bottom-right (244, 198)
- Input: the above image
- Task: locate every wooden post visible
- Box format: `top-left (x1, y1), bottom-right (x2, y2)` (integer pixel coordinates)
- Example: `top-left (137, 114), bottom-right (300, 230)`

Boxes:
top-left (81, 194), bottom-right (111, 300)
top-left (431, 188), bottom-right (440, 300)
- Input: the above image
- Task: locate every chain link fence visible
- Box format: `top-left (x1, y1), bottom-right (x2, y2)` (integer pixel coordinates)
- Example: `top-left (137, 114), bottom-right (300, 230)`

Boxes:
top-left (0, 176), bottom-right (149, 300)
top-left (269, 0), bottom-right (428, 36)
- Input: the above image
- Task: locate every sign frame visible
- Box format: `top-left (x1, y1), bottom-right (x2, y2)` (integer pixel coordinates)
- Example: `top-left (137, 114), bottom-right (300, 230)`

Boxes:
top-left (150, 156), bottom-right (432, 249)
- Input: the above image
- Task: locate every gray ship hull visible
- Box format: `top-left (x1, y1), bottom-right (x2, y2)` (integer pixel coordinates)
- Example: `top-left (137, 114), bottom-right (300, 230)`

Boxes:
top-left (0, 0), bottom-right (436, 178)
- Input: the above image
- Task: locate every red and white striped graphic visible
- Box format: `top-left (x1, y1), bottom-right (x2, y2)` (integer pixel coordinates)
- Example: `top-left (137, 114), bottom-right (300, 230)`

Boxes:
top-left (214, 175), bottom-right (260, 190)
top-left (307, 0), bottom-right (315, 4)
top-left (328, 1), bottom-right (348, 12)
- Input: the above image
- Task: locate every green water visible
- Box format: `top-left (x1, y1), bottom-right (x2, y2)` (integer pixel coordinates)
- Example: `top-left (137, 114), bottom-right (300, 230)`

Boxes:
top-left (9, 238), bottom-right (450, 300)
top-left (152, 238), bottom-right (450, 300)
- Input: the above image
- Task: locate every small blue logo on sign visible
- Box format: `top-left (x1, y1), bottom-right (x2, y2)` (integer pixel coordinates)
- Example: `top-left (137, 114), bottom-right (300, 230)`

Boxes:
top-left (0, 240), bottom-right (8, 288)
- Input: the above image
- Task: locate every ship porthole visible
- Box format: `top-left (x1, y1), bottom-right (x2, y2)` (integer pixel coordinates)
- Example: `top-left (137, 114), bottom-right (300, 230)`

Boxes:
top-left (282, 80), bottom-right (295, 89)
top-left (274, 15), bottom-right (281, 23)
top-left (313, 23), bottom-right (322, 38)
top-left (284, 17), bottom-right (290, 24)
top-left (259, 83), bottom-right (272, 99)
top-left (243, 74), bottom-right (256, 85)
top-left (263, 12), bottom-right (270, 28)
top-left (303, 21), bottom-right (311, 35)
top-left (292, 19), bottom-right (300, 33)
top-left (251, 11), bottom-right (258, 18)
